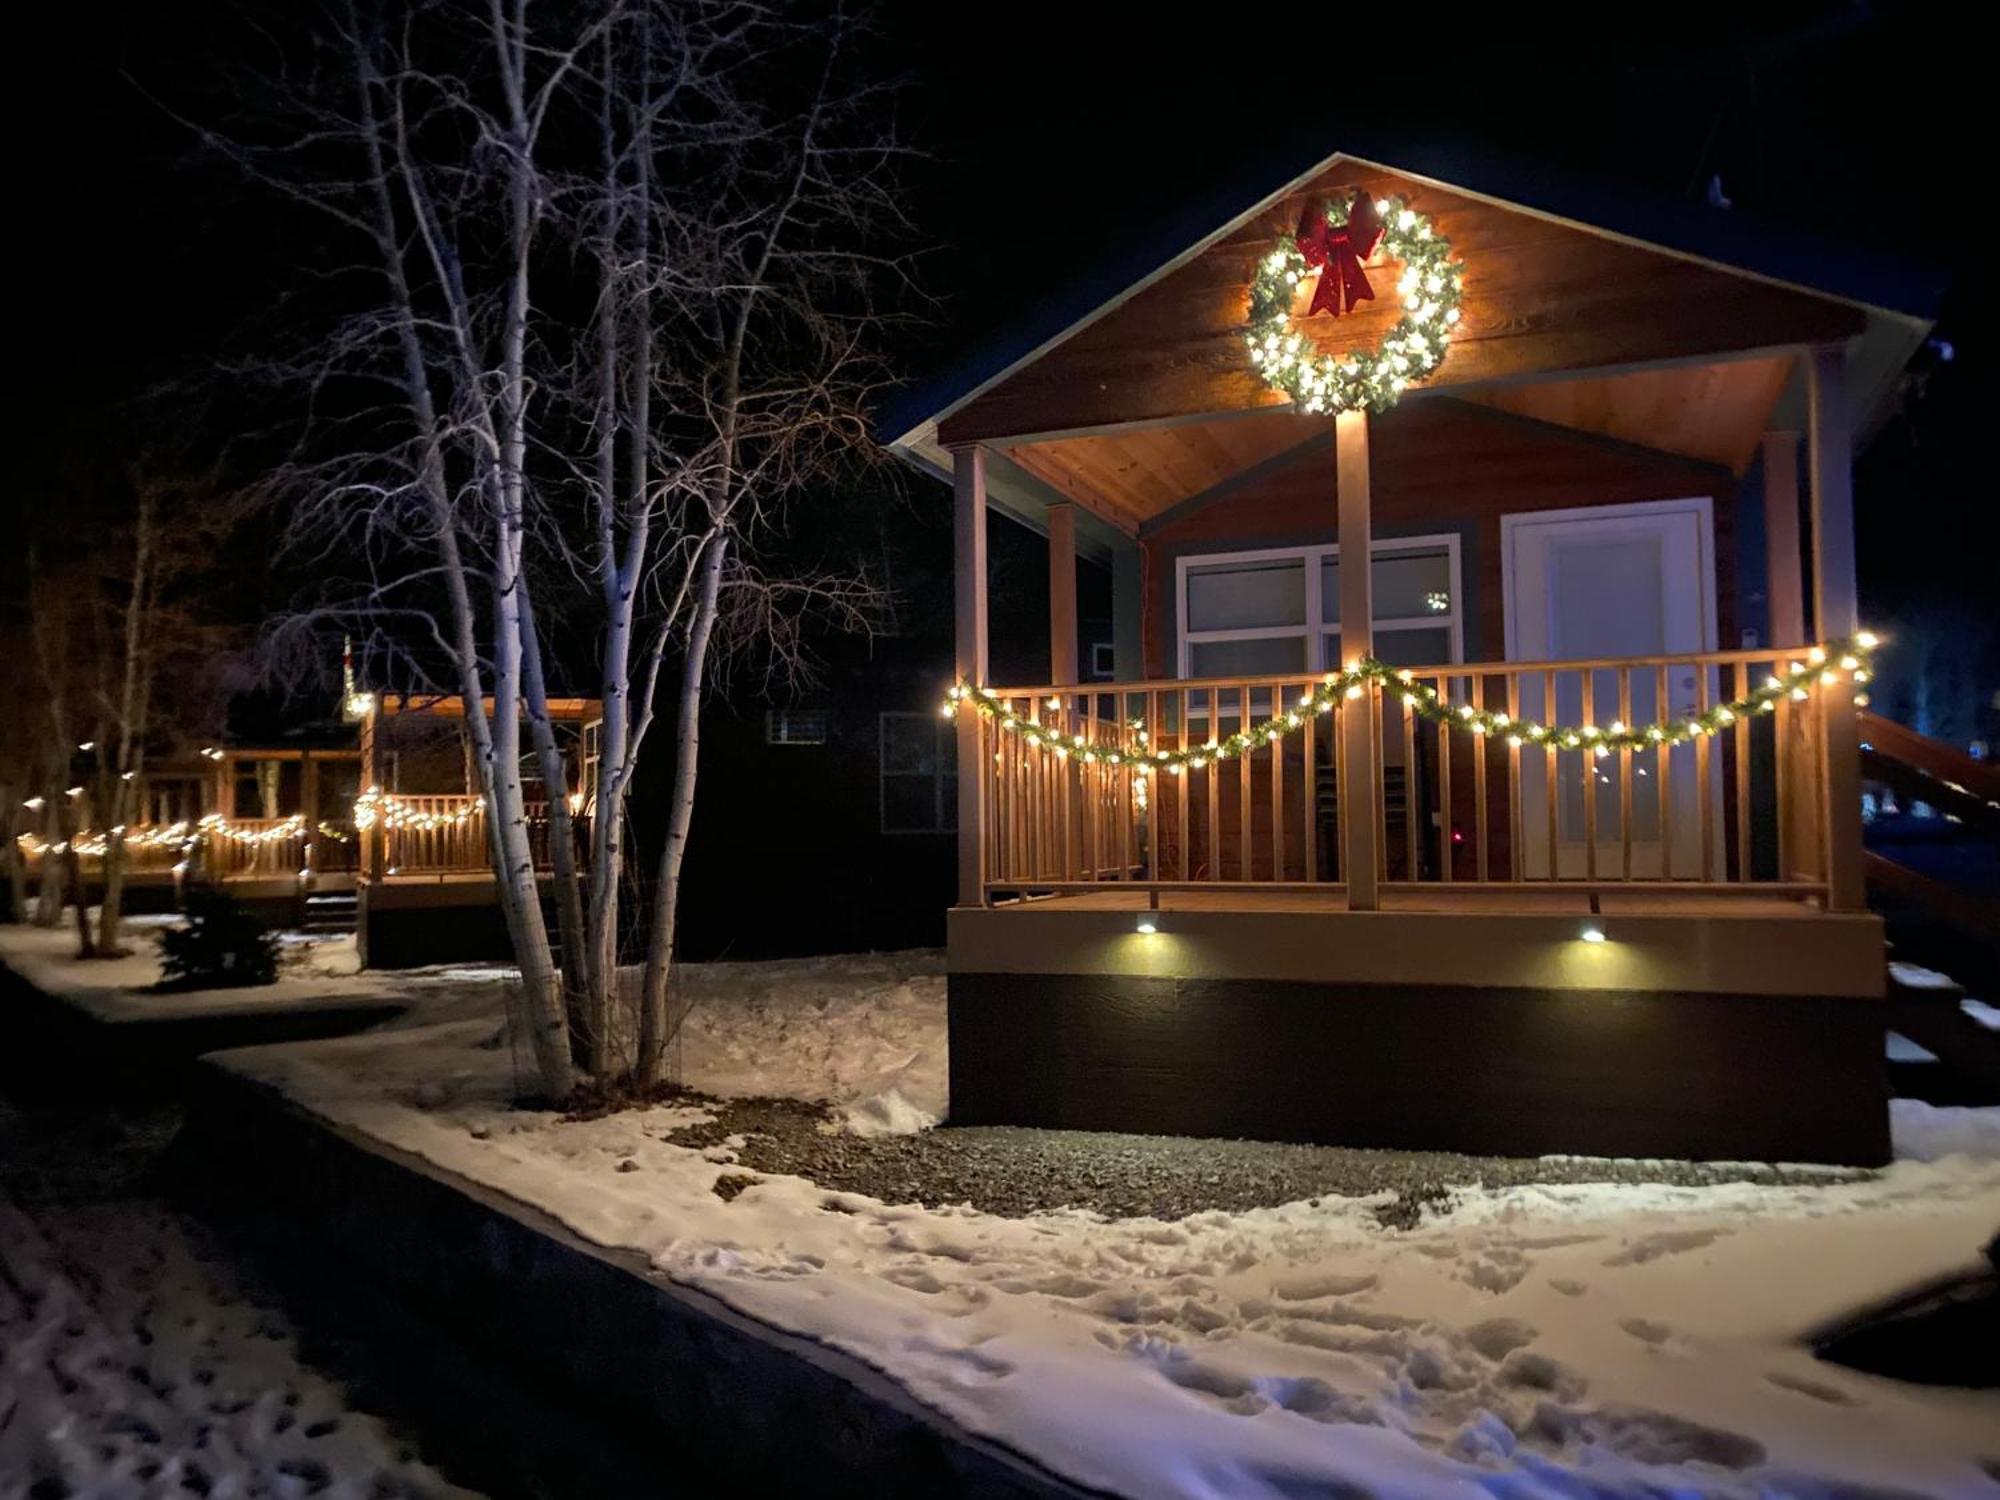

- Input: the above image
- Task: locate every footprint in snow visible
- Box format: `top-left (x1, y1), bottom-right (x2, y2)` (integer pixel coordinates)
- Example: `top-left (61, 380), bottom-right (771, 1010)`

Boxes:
top-left (1602, 1228), bottom-right (1728, 1267)
top-left (1273, 1271), bottom-right (1379, 1301)
top-left (1618, 1317), bottom-right (1675, 1347)
top-left (1463, 1317), bottom-right (1537, 1362)
top-left (1764, 1369), bottom-right (1863, 1406)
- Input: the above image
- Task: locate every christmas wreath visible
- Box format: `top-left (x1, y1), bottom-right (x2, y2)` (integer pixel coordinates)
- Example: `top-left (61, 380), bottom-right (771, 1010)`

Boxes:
top-left (1246, 191), bottom-right (1462, 415)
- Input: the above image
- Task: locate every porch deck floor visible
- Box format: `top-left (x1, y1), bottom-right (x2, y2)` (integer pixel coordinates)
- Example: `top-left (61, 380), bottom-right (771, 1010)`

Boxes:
top-left (992, 887), bottom-right (1823, 918)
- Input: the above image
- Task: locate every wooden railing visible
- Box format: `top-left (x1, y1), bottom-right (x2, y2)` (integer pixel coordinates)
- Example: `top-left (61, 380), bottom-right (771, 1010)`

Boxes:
top-left (974, 647), bottom-right (1842, 901)
top-left (204, 818), bottom-right (310, 881)
top-left (378, 796), bottom-right (552, 877)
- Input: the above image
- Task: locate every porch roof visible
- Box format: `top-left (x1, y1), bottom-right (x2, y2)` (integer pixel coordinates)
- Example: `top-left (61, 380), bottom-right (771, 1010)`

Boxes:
top-left (883, 138), bottom-right (1941, 550)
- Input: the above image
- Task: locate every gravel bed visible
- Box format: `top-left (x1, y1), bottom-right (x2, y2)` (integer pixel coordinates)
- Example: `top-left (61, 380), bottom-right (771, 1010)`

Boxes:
top-left (668, 1098), bottom-right (1871, 1228)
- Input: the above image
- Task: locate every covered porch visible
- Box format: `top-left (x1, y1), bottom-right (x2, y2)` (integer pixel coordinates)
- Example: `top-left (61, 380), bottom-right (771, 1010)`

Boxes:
top-left (891, 148), bottom-right (1939, 1162)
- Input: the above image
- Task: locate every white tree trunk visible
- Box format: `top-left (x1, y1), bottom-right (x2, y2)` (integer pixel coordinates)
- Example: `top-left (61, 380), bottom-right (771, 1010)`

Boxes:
top-left (636, 533), bottom-right (729, 1086)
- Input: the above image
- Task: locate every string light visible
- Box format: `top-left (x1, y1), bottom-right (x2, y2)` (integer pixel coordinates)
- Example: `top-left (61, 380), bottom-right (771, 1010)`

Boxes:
top-left (1246, 194), bottom-right (1463, 416)
top-left (353, 787), bottom-right (485, 831)
top-left (942, 634), bottom-right (1880, 772)
top-left (198, 812), bottom-right (307, 845)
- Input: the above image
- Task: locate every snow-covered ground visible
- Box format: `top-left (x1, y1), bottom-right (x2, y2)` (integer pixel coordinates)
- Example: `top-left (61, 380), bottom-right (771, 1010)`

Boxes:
top-left (213, 956), bottom-right (2000, 1500)
top-left (0, 1177), bottom-right (478, 1500)
top-left (0, 918), bottom-right (398, 1021)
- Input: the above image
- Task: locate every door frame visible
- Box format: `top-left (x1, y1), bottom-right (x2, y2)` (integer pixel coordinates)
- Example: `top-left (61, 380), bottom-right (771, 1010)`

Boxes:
top-left (1499, 496), bottom-right (1720, 879)
top-left (1499, 496), bottom-right (1719, 665)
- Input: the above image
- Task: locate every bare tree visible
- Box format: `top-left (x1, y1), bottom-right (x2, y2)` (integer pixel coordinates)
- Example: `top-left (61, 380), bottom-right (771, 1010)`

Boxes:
top-left (194, 0), bottom-right (910, 1099)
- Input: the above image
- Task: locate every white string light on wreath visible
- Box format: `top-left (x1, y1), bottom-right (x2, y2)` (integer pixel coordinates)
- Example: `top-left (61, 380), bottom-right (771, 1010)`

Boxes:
top-left (1246, 192), bottom-right (1463, 415)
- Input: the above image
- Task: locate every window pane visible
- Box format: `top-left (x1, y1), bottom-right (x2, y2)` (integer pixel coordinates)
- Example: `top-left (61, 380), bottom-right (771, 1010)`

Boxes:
top-left (1372, 627), bottom-right (1454, 668)
top-left (880, 714), bottom-right (936, 773)
top-left (1187, 559), bottom-right (1305, 632)
top-left (1189, 635), bottom-right (1306, 678)
top-left (1372, 549), bottom-right (1454, 620)
top-left (767, 708), bottom-right (829, 746)
top-left (1320, 549), bottom-right (1454, 622)
top-left (882, 776), bottom-right (937, 832)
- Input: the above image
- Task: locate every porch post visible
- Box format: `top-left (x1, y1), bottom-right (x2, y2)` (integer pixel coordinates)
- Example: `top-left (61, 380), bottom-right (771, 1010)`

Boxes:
top-left (1761, 431), bottom-right (1806, 649)
top-left (1047, 502), bottom-right (1079, 687)
top-left (1806, 346), bottom-right (1867, 912)
top-left (952, 444), bottom-right (990, 907)
top-left (1764, 427), bottom-right (1819, 883)
top-left (1336, 411), bottom-right (1380, 910)
top-left (359, 708), bottom-right (384, 883)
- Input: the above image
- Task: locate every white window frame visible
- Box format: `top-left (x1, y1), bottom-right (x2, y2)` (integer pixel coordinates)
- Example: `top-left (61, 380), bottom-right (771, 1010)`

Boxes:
top-left (878, 711), bottom-right (956, 836)
top-left (1175, 533), bottom-right (1465, 678)
top-left (765, 708), bottom-right (829, 746)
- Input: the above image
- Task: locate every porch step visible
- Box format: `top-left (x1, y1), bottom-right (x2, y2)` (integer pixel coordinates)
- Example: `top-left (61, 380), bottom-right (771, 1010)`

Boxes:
top-left (302, 892), bottom-right (358, 934)
top-left (1886, 961), bottom-right (2000, 1102)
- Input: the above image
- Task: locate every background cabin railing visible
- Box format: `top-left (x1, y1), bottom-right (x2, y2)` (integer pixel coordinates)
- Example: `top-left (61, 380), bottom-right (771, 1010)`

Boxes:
top-left (974, 647), bottom-right (1839, 901)
top-left (204, 818), bottom-right (310, 880)
top-left (378, 795), bottom-right (552, 876)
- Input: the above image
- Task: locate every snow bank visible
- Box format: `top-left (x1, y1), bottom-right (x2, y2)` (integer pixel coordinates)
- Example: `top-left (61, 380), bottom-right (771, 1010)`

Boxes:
top-left (1891, 1097), bottom-right (2000, 1163)
top-left (215, 959), bottom-right (2000, 1500)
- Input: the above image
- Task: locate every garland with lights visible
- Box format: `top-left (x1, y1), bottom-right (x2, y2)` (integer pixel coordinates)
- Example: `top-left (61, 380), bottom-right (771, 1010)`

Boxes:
top-left (353, 787), bottom-right (485, 832)
top-left (943, 634), bottom-right (1878, 772)
top-left (1247, 192), bottom-right (1463, 415)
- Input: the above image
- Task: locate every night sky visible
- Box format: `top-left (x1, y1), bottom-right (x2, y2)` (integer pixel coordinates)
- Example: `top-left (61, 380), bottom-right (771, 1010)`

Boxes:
top-left (9, 1), bottom-right (1987, 707)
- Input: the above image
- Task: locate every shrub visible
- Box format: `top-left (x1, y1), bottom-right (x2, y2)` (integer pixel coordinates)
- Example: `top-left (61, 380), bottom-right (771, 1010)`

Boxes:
top-left (156, 887), bottom-right (280, 990)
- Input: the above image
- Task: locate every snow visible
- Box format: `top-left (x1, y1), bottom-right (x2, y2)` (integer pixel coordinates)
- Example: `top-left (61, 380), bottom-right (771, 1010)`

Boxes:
top-left (0, 1189), bottom-right (476, 1499)
top-left (0, 920), bottom-right (399, 1022)
top-left (206, 954), bottom-right (2000, 1500)
top-left (1891, 1097), bottom-right (2000, 1162)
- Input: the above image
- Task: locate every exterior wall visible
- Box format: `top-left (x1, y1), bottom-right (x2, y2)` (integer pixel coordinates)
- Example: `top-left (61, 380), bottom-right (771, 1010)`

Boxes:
top-left (948, 970), bottom-right (1888, 1165)
top-left (1140, 399), bottom-right (1738, 677)
top-left (948, 906), bottom-right (1886, 999)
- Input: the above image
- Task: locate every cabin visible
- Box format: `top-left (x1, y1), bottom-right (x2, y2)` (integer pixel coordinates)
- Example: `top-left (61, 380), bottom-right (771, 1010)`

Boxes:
top-left (351, 691), bottom-right (600, 968)
top-left (885, 143), bottom-right (1943, 1165)
top-left (17, 693), bottom-right (600, 968)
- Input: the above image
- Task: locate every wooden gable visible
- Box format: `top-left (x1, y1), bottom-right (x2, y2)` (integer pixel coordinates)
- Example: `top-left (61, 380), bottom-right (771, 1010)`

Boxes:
top-left (937, 160), bottom-right (1865, 447)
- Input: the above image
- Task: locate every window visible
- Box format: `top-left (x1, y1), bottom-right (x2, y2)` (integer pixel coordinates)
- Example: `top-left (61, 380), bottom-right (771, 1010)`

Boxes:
top-left (879, 713), bottom-right (958, 834)
top-left (765, 708), bottom-right (829, 746)
top-left (1090, 641), bottom-right (1117, 679)
top-left (1178, 536), bottom-right (1463, 678)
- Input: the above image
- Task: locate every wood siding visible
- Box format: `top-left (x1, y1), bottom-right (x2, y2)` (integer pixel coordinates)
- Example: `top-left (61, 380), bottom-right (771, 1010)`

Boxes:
top-left (1141, 399), bottom-right (1737, 676)
top-left (938, 162), bottom-right (1862, 446)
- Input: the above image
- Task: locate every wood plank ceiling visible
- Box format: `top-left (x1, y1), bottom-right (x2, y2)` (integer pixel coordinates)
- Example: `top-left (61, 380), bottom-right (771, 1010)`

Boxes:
top-left (1003, 408), bottom-right (1322, 532)
top-left (1002, 354), bottom-right (1793, 531)
top-left (1459, 357), bottom-right (1793, 475)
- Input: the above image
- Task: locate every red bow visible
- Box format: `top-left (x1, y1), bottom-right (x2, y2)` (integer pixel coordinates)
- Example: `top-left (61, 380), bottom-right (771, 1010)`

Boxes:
top-left (1294, 194), bottom-right (1383, 317)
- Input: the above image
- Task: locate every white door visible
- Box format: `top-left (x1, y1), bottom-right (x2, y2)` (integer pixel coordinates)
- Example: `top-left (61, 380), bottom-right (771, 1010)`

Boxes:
top-left (1503, 499), bottom-right (1718, 880)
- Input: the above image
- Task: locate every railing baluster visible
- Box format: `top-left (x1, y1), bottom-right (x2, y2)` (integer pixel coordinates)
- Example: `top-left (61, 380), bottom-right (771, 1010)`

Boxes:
top-left (1400, 687), bottom-right (1418, 882)
top-left (1544, 670), bottom-right (1559, 881)
top-left (1732, 662), bottom-right (1752, 881)
top-left (1618, 668), bottom-right (1634, 882)
top-left (1657, 663), bottom-right (1673, 881)
top-left (1473, 672), bottom-right (1489, 882)
top-left (1582, 669), bottom-right (1599, 885)
top-left (1437, 673), bottom-right (1454, 884)
top-left (1302, 685), bottom-right (1318, 883)
top-left (1507, 672), bottom-right (1524, 882)
top-left (1696, 663), bottom-right (1714, 881)
top-left (1239, 683), bottom-right (1253, 881)
top-left (1272, 684), bottom-right (1287, 882)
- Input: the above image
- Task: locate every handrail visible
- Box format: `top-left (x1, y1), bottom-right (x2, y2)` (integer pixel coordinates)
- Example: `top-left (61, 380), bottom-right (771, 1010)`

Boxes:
top-left (985, 642), bottom-right (1868, 701)
top-left (1858, 710), bottom-right (2000, 803)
